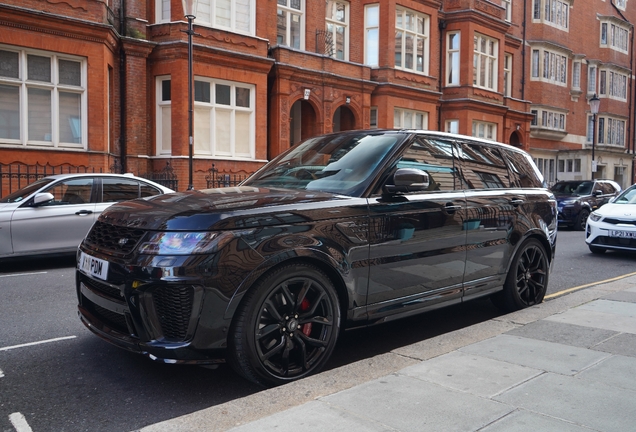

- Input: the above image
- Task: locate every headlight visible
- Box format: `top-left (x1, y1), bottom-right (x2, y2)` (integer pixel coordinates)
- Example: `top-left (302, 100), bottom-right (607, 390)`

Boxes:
top-left (562, 199), bottom-right (578, 205)
top-left (589, 212), bottom-right (602, 222)
top-left (138, 231), bottom-right (232, 255)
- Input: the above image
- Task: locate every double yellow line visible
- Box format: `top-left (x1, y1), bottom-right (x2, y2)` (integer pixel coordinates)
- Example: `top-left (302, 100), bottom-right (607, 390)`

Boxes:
top-left (545, 271), bottom-right (636, 300)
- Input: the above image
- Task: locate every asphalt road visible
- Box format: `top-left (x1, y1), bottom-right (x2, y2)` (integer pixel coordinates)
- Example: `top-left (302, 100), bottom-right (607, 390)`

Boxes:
top-left (0, 230), bottom-right (634, 432)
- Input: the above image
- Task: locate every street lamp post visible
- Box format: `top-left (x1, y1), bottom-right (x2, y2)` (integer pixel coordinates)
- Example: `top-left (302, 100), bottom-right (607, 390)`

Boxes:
top-left (182, 0), bottom-right (198, 190)
top-left (589, 93), bottom-right (600, 177)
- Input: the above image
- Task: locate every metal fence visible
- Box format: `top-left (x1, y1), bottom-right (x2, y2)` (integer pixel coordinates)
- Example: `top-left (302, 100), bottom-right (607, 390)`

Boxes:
top-left (0, 163), bottom-right (104, 198)
top-left (206, 164), bottom-right (250, 189)
top-left (139, 163), bottom-right (179, 191)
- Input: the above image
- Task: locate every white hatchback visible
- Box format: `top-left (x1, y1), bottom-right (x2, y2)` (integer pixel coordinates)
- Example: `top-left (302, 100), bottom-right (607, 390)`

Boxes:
top-left (586, 183), bottom-right (636, 254)
top-left (0, 173), bottom-right (174, 259)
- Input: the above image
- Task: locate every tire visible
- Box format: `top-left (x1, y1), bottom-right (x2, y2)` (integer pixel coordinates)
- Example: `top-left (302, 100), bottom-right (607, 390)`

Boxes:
top-left (575, 209), bottom-right (590, 231)
top-left (228, 263), bottom-right (341, 387)
top-left (589, 245), bottom-right (606, 254)
top-left (491, 238), bottom-right (549, 312)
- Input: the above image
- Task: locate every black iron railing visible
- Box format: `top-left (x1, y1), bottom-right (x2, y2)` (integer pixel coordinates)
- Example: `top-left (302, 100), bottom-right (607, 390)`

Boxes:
top-left (0, 163), bottom-right (103, 198)
top-left (139, 163), bottom-right (179, 191)
top-left (206, 164), bottom-right (249, 189)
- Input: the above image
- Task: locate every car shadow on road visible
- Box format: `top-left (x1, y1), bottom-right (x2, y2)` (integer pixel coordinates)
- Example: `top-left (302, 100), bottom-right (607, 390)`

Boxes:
top-left (0, 253), bottom-right (76, 273)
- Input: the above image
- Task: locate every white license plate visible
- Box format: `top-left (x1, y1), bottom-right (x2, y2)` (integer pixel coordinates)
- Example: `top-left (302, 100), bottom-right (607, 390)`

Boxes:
top-left (609, 230), bottom-right (636, 239)
top-left (79, 252), bottom-right (109, 281)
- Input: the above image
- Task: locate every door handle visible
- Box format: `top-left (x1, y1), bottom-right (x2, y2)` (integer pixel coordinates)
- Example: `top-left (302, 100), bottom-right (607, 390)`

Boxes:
top-left (509, 199), bottom-right (524, 206)
top-left (445, 203), bottom-right (462, 214)
top-left (75, 210), bottom-right (93, 215)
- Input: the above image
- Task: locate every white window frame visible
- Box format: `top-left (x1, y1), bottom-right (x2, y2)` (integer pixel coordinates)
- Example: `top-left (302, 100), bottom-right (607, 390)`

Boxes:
top-left (531, 107), bottom-right (567, 132)
top-left (446, 119), bottom-right (459, 134)
top-left (587, 64), bottom-right (597, 94)
top-left (326, 1), bottom-right (349, 61)
top-left (503, 53), bottom-right (512, 97)
top-left (446, 32), bottom-right (460, 86)
top-left (369, 106), bottom-right (378, 128)
top-left (155, 76), bottom-right (172, 155)
top-left (196, 0), bottom-right (255, 35)
top-left (364, 4), bottom-right (379, 66)
top-left (394, 7), bottom-right (430, 75)
top-left (598, 68), bottom-right (628, 101)
top-left (590, 115), bottom-right (626, 147)
top-left (572, 60), bottom-right (581, 90)
top-left (502, 0), bottom-right (512, 22)
top-left (394, 108), bottom-right (428, 130)
top-left (473, 33), bottom-right (498, 91)
top-left (531, 0), bottom-right (570, 31)
top-left (155, 0), bottom-right (171, 23)
top-left (0, 45), bottom-right (87, 149)
top-left (600, 20), bottom-right (629, 54)
top-left (277, 0), bottom-right (305, 50)
top-left (529, 46), bottom-right (567, 86)
top-left (615, 0), bottom-right (627, 11)
top-left (193, 77), bottom-right (255, 159)
top-left (472, 121), bottom-right (497, 141)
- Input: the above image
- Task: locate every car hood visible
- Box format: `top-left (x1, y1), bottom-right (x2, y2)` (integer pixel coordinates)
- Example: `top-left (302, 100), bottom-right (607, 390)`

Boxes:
top-left (595, 203), bottom-right (636, 219)
top-left (98, 186), bottom-right (367, 231)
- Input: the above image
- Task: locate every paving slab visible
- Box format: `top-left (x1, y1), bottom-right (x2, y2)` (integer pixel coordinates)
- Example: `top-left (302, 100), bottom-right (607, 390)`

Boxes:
top-left (576, 354), bottom-right (636, 392)
top-left (480, 409), bottom-right (595, 432)
top-left (227, 400), bottom-right (393, 432)
top-left (459, 334), bottom-right (610, 375)
top-left (494, 372), bottom-right (636, 432)
top-left (399, 351), bottom-right (541, 398)
top-left (321, 374), bottom-right (513, 432)
top-left (544, 303), bottom-right (636, 334)
top-left (504, 319), bottom-right (618, 349)
top-left (592, 332), bottom-right (636, 357)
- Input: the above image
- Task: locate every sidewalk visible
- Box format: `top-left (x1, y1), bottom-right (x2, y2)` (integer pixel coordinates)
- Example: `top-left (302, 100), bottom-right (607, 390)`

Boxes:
top-left (140, 276), bottom-right (636, 432)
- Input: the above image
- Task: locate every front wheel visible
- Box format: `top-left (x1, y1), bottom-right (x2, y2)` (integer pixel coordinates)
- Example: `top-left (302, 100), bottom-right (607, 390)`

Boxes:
top-left (575, 209), bottom-right (590, 231)
top-left (492, 239), bottom-right (549, 312)
top-left (228, 263), bottom-right (341, 387)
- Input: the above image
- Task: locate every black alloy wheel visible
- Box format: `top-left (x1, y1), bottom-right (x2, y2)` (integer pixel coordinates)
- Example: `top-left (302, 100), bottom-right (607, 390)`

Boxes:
top-left (576, 209), bottom-right (590, 231)
top-left (228, 263), bottom-right (340, 386)
top-left (492, 238), bottom-right (548, 312)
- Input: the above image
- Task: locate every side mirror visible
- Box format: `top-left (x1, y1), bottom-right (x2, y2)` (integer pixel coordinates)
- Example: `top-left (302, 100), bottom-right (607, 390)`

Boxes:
top-left (33, 192), bottom-right (54, 206)
top-left (384, 168), bottom-right (430, 194)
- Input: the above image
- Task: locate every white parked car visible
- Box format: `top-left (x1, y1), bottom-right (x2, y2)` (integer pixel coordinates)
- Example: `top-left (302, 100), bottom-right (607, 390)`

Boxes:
top-left (586, 183), bottom-right (636, 254)
top-left (0, 173), bottom-right (174, 259)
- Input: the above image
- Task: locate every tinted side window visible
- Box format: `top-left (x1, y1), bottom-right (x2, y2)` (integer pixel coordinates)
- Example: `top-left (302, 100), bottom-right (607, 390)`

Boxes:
top-left (102, 178), bottom-right (140, 202)
top-left (44, 178), bottom-right (93, 205)
top-left (395, 137), bottom-right (466, 191)
top-left (140, 183), bottom-right (163, 197)
top-left (501, 149), bottom-right (544, 188)
top-left (456, 142), bottom-right (510, 189)
top-left (601, 182), bottom-right (615, 195)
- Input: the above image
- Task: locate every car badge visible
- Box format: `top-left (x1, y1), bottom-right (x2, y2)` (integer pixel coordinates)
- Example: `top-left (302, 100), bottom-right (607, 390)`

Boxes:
top-left (118, 238), bottom-right (129, 246)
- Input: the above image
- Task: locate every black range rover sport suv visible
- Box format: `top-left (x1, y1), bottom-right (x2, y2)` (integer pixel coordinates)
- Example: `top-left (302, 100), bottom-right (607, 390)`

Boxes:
top-left (76, 130), bottom-right (557, 386)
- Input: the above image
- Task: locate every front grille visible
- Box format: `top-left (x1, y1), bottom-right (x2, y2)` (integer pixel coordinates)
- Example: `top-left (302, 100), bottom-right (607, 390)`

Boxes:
top-left (591, 236), bottom-right (636, 248)
top-left (84, 221), bottom-right (146, 256)
top-left (88, 300), bottom-right (129, 334)
top-left (80, 274), bottom-right (122, 300)
top-left (153, 286), bottom-right (194, 341)
top-left (603, 217), bottom-right (636, 226)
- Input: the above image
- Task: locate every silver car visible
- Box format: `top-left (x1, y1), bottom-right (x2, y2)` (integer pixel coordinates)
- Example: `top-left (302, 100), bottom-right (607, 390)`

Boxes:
top-left (0, 173), bottom-right (174, 259)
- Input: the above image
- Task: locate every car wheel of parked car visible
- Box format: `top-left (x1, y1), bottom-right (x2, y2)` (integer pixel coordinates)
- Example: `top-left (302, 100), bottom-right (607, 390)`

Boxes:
top-left (575, 209), bottom-right (590, 231)
top-left (228, 263), bottom-right (341, 386)
top-left (492, 238), bottom-right (548, 312)
top-left (588, 245), bottom-right (606, 254)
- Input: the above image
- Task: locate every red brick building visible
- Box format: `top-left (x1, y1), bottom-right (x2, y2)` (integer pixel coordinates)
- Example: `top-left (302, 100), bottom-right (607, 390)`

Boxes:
top-left (0, 0), bottom-right (634, 192)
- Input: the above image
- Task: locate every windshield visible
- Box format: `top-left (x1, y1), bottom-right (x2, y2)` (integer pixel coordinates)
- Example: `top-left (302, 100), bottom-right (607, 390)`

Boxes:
top-left (244, 132), bottom-right (402, 195)
top-left (614, 185), bottom-right (636, 204)
top-left (0, 178), bottom-right (53, 203)
top-left (550, 181), bottom-right (593, 196)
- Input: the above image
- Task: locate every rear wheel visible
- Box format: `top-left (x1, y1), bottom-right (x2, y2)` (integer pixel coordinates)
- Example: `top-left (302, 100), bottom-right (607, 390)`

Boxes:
top-left (492, 239), bottom-right (549, 312)
top-left (228, 263), bottom-right (340, 387)
top-left (575, 209), bottom-right (590, 231)
top-left (589, 245), bottom-right (606, 254)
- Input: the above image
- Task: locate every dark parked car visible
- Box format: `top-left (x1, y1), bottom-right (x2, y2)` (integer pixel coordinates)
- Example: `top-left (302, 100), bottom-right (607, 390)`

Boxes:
top-left (550, 179), bottom-right (621, 230)
top-left (76, 130), bottom-right (557, 386)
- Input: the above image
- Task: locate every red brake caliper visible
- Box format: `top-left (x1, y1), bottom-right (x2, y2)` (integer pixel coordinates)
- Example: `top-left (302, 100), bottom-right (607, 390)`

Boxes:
top-left (300, 298), bottom-right (312, 336)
